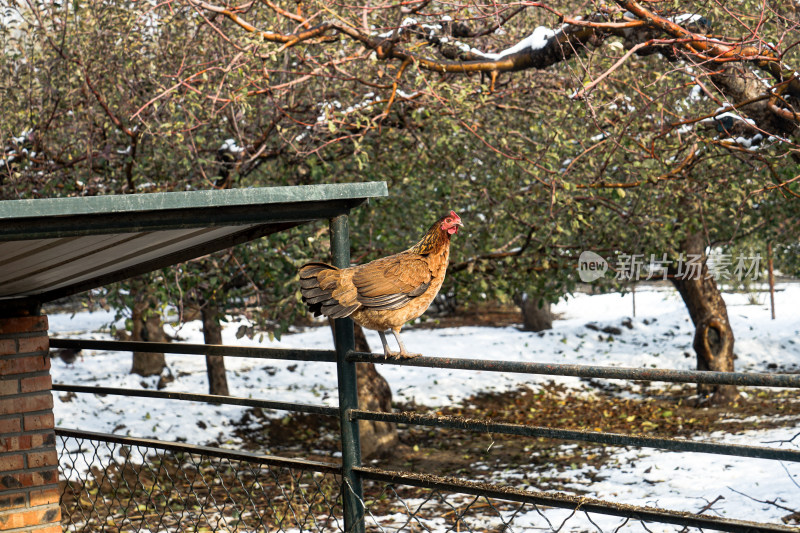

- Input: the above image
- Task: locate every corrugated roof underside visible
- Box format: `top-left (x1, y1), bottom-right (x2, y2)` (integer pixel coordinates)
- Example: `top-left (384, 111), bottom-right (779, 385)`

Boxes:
top-left (0, 225), bottom-right (259, 298)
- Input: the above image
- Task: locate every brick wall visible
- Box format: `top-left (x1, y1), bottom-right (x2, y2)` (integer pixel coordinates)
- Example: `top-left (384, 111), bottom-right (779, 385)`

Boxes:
top-left (0, 315), bottom-right (61, 533)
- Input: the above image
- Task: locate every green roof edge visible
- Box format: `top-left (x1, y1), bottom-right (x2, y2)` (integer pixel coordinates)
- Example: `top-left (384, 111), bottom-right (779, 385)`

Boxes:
top-left (0, 182), bottom-right (388, 220)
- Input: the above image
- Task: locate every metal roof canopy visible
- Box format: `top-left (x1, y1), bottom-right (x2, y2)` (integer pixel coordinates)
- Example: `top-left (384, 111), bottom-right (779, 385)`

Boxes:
top-left (0, 182), bottom-right (387, 306)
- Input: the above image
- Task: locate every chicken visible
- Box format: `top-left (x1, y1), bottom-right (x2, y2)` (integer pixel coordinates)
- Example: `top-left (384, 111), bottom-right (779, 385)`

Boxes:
top-left (299, 211), bottom-right (463, 358)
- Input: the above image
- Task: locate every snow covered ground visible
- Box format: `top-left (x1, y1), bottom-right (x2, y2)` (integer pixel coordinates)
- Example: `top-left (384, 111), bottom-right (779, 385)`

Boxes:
top-left (48, 283), bottom-right (800, 531)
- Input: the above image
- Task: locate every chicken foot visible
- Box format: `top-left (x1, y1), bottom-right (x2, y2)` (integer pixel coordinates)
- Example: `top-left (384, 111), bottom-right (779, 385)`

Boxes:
top-left (378, 330), bottom-right (420, 359)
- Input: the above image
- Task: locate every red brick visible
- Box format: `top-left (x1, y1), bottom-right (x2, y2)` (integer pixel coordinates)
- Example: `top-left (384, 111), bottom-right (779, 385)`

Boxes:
top-left (0, 419), bottom-right (20, 434)
top-left (0, 355), bottom-right (50, 376)
top-left (16, 336), bottom-right (48, 355)
top-left (0, 432), bottom-right (55, 453)
top-left (0, 394), bottom-right (53, 416)
top-left (23, 414), bottom-right (53, 432)
top-left (29, 433), bottom-right (55, 450)
top-left (0, 492), bottom-right (26, 511)
top-left (0, 468), bottom-right (57, 492)
top-left (0, 435), bottom-right (31, 453)
top-left (0, 504), bottom-right (60, 529)
top-left (32, 469), bottom-right (58, 486)
top-left (0, 341), bottom-right (14, 357)
top-left (0, 316), bottom-right (48, 335)
top-left (26, 450), bottom-right (56, 469)
top-left (29, 486), bottom-right (60, 506)
top-left (0, 382), bottom-right (17, 397)
top-left (0, 472), bottom-right (31, 490)
top-left (0, 455), bottom-right (23, 472)
top-left (20, 375), bottom-right (51, 394)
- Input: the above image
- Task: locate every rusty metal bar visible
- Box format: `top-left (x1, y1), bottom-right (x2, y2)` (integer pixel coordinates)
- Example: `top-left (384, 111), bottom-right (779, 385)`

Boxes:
top-left (56, 428), bottom-right (342, 473)
top-left (355, 467), bottom-right (797, 533)
top-left (53, 384), bottom-right (339, 417)
top-left (348, 351), bottom-right (800, 388)
top-left (49, 338), bottom-right (337, 363)
top-left (351, 409), bottom-right (800, 462)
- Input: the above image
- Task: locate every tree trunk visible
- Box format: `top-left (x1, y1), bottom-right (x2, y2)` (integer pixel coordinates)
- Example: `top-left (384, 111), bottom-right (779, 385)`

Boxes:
top-left (330, 320), bottom-right (399, 459)
top-left (517, 294), bottom-right (553, 332)
top-left (131, 295), bottom-right (167, 377)
top-left (202, 304), bottom-right (230, 396)
top-left (670, 232), bottom-right (737, 406)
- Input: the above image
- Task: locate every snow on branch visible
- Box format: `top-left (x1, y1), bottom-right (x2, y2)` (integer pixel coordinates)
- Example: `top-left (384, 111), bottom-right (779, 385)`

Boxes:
top-left (183, 0), bottom-right (798, 137)
top-left (475, 27), bottom-right (556, 60)
top-left (186, 0), bottom-right (599, 79)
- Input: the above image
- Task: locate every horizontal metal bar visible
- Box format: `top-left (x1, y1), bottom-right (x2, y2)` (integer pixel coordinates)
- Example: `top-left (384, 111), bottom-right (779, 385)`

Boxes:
top-left (349, 351), bottom-right (800, 388)
top-left (351, 409), bottom-right (800, 463)
top-left (354, 467), bottom-right (796, 533)
top-left (53, 384), bottom-right (339, 417)
top-left (56, 428), bottom-right (342, 473)
top-left (50, 338), bottom-right (337, 363)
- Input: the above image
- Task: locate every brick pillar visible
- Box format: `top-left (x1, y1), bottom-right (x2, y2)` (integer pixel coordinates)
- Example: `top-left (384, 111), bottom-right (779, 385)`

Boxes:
top-left (0, 315), bottom-right (61, 533)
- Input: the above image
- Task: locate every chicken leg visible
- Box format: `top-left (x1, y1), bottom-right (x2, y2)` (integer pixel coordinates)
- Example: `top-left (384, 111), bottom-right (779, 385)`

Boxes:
top-left (377, 329), bottom-right (420, 359)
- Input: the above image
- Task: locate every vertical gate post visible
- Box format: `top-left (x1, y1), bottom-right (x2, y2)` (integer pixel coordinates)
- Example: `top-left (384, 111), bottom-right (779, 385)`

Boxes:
top-left (330, 214), bottom-right (366, 533)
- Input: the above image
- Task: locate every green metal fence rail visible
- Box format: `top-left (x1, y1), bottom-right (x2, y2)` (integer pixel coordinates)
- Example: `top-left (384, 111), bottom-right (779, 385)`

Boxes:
top-left (57, 428), bottom-right (342, 474)
top-left (349, 351), bottom-right (800, 387)
top-left (350, 409), bottom-right (800, 462)
top-left (52, 384), bottom-right (340, 417)
top-left (51, 334), bottom-right (800, 532)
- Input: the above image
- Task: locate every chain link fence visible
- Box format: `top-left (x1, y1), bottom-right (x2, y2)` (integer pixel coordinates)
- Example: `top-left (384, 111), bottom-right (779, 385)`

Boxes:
top-left (57, 431), bottom-right (344, 532)
top-left (351, 468), bottom-right (794, 533)
top-left (359, 484), bottom-right (634, 533)
top-left (55, 432), bottom-right (642, 533)
top-left (59, 430), bottom-right (791, 533)
top-left (58, 433), bottom-right (544, 533)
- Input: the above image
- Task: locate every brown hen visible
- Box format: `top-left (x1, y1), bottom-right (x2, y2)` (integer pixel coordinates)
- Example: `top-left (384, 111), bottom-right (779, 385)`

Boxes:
top-left (299, 211), bottom-right (463, 358)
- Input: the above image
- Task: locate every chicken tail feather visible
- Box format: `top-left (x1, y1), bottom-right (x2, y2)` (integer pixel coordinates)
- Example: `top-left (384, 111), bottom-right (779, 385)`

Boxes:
top-left (299, 262), bottom-right (360, 318)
